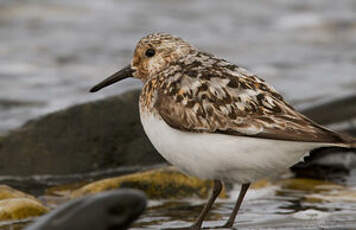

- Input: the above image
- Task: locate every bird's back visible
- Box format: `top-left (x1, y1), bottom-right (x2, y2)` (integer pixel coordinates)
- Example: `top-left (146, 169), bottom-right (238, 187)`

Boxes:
top-left (140, 51), bottom-right (355, 147)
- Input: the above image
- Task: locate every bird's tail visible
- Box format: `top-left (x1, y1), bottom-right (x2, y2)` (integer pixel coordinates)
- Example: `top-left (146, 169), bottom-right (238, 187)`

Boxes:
top-left (334, 135), bottom-right (356, 149)
top-left (344, 136), bottom-right (356, 149)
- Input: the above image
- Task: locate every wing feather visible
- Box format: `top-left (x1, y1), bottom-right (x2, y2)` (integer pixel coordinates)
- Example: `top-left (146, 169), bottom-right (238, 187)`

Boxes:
top-left (150, 53), bottom-right (349, 144)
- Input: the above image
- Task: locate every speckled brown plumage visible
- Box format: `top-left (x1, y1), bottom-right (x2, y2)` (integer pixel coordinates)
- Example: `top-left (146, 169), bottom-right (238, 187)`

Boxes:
top-left (90, 32), bottom-right (356, 230)
top-left (136, 33), bottom-right (352, 144)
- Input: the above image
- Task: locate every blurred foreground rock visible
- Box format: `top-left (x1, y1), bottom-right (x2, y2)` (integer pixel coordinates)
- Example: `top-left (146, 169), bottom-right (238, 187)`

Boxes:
top-left (25, 189), bottom-right (146, 230)
top-left (71, 167), bottom-right (227, 199)
top-left (0, 89), bottom-right (164, 176)
top-left (0, 185), bottom-right (48, 221)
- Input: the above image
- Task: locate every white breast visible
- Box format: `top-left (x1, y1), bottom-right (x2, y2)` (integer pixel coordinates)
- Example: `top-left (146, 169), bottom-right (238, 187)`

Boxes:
top-left (139, 109), bottom-right (326, 183)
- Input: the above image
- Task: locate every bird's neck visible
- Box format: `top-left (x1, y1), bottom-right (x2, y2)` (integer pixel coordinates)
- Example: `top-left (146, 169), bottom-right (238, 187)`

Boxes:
top-left (139, 75), bottom-right (164, 114)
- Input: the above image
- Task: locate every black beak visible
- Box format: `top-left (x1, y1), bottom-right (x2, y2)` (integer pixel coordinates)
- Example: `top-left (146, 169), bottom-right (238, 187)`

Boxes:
top-left (90, 65), bottom-right (134, 93)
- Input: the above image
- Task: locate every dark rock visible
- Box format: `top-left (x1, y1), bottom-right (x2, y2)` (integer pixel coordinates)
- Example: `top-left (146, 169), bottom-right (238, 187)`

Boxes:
top-left (301, 95), bottom-right (356, 126)
top-left (343, 127), bottom-right (356, 137)
top-left (292, 95), bottom-right (356, 182)
top-left (25, 189), bottom-right (146, 230)
top-left (0, 99), bottom-right (45, 109)
top-left (0, 89), bottom-right (165, 177)
top-left (291, 147), bottom-right (356, 183)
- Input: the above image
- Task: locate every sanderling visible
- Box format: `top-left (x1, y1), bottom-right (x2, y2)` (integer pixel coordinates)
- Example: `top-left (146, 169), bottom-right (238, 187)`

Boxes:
top-left (90, 33), bottom-right (355, 229)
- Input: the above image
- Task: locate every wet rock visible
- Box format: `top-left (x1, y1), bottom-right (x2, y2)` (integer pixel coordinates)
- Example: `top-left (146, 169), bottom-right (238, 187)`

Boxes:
top-left (0, 89), bottom-right (164, 177)
top-left (0, 185), bottom-right (37, 201)
top-left (250, 179), bottom-right (272, 189)
top-left (291, 147), bottom-right (356, 182)
top-left (292, 95), bottom-right (356, 181)
top-left (305, 189), bottom-right (356, 203)
top-left (0, 198), bottom-right (48, 221)
top-left (71, 167), bottom-right (227, 199)
top-left (301, 95), bottom-right (356, 126)
top-left (45, 182), bottom-right (88, 197)
top-left (25, 189), bottom-right (146, 230)
top-left (278, 178), bottom-right (344, 192)
top-left (0, 185), bottom-right (48, 221)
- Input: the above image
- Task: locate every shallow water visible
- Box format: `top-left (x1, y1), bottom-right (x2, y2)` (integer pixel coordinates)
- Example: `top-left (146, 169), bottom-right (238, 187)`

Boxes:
top-left (132, 184), bottom-right (356, 230)
top-left (1, 0), bottom-right (356, 229)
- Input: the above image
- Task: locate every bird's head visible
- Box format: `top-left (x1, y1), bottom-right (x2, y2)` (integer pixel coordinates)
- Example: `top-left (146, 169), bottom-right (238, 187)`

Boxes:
top-left (90, 33), bottom-right (193, 92)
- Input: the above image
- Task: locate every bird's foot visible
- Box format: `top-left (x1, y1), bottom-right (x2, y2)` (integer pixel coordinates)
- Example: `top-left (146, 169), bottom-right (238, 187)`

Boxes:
top-left (164, 224), bottom-right (236, 230)
top-left (203, 227), bottom-right (236, 229)
top-left (163, 225), bottom-right (200, 230)
top-left (202, 223), bottom-right (236, 229)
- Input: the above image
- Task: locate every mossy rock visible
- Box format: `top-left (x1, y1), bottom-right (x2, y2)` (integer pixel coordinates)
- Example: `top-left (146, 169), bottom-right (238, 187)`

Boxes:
top-left (0, 185), bottom-right (37, 201)
top-left (278, 178), bottom-right (344, 192)
top-left (71, 167), bottom-right (227, 199)
top-left (305, 190), bottom-right (356, 203)
top-left (45, 181), bottom-right (88, 197)
top-left (250, 179), bottom-right (272, 189)
top-left (0, 198), bottom-right (48, 221)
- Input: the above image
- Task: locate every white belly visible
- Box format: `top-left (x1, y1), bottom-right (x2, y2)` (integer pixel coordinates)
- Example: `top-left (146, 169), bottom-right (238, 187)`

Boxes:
top-left (140, 110), bottom-right (326, 183)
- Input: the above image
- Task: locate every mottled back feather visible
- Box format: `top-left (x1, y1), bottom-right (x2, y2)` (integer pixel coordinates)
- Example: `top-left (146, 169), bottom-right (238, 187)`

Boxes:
top-left (140, 51), bottom-right (350, 144)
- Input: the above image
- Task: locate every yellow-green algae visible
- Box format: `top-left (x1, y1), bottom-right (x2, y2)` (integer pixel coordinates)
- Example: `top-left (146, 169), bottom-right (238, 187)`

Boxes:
top-left (250, 179), bottom-right (271, 189)
top-left (0, 185), bottom-right (37, 201)
top-left (305, 190), bottom-right (356, 203)
top-left (275, 178), bottom-right (356, 203)
top-left (278, 178), bottom-right (344, 192)
top-left (45, 181), bottom-right (88, 197)
top-left (72, 167), bottom-right (227, 199)
top-left (0, 198), bottom-right (48, 221)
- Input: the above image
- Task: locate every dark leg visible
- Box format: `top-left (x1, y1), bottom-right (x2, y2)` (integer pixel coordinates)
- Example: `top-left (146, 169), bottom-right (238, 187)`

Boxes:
top-left (191, 180), bottom-right (223, 229)
top-left (167, 180), bottom-right (223, 230)
top-left (222, 183), bottom-right (250, 228)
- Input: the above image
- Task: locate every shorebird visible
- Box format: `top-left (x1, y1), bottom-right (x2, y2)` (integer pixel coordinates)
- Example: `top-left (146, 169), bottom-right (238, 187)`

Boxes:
top-left (90, 33), bottom-right (355, 229)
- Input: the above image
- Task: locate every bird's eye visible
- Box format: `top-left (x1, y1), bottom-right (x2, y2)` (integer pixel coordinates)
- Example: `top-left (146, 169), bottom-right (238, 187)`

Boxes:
top-left (145, 49), bottom-right (155, 57)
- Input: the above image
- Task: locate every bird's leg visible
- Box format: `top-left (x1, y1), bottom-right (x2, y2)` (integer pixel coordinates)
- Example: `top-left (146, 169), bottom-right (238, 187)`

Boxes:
top-left (168, 180), bottom-right (223, 230)
top-left (220, 183), bottom-right (250, 228)
top-left (190, 180), bottom-right (223, 229)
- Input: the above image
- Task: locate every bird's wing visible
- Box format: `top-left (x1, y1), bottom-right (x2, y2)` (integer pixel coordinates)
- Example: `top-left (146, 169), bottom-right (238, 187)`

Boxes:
top-left (153, 56), bottom-right (347, 144)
